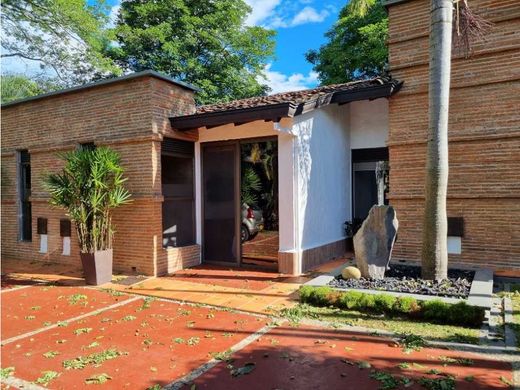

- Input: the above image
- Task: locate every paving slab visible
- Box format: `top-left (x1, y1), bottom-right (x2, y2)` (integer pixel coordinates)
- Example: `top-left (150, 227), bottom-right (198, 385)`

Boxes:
top-left (1, 286), bottom-right (131, 340)
top-left (1, 287), bottom-right (266, 389)
top-left (180, 324), bottom-right (513, 390)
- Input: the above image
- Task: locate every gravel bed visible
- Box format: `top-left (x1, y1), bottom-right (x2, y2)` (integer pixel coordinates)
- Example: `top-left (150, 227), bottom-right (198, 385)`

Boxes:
top-left (329, 264), bottom-right (474, 298)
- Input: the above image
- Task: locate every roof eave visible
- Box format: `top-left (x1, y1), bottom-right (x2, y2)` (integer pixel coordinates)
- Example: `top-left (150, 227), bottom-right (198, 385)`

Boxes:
top-left (170, 79), bottom-right (403, 132)
top-left (332, 80), bottom-right (403, 105)
top-left (170, 101), bottom-right (298, 131)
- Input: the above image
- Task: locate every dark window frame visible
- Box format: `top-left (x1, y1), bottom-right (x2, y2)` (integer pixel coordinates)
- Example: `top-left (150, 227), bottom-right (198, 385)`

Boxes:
top-left (161, 139), bottom-right (196, 248)
top-left (17, 150), bottom-right (32, 241)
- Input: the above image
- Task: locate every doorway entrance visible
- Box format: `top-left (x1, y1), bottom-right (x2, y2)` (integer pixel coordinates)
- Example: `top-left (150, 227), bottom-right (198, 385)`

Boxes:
top-left (201, 139), bottom-right (279, 269)
top-left (352, 147), bottom-right (389, 232)
top-left (201, 142), bottom-right (240, 264)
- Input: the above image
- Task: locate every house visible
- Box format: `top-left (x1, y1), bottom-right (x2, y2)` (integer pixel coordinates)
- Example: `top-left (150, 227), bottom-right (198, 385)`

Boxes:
top-left (1, 0), bottom-right (518, 277)
top-left (1, 71), bottom-right (399, 276)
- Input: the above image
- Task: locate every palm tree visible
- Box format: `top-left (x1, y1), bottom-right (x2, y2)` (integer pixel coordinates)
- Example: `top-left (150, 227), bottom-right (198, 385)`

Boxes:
top-left (421, 0), bottom-right (453, 281)
top-left (347, 0), bottom-right (489, 280)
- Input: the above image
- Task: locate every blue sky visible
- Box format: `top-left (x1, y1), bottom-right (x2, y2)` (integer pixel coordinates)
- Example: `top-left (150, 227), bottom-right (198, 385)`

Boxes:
top-left (106, 0), bottom-right (346, 93)
top-left (3, 0), bottom-right (346, 94)
top-left (241, 0), bottom-right (345, 93)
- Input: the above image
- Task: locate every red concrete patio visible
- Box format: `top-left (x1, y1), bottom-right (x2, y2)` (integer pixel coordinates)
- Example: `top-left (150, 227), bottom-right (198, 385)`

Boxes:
top-left (1, 285), bottom-right (267, 389)
top-left (181, 325), bottom-right (513, 390)
top-left (0, 278), bottom-right (515, 389)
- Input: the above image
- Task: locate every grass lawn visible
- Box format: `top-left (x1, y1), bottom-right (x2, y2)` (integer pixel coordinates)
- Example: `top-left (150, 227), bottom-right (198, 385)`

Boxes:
top-left (280, 304), bottom-right (481, 345)
top-left (498, 284), bottom-right (520, 347)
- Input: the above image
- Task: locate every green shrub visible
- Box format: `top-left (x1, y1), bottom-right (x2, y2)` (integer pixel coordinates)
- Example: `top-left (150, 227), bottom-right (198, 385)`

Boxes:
top-left (299, 286), bottom-right (336, 306)
top-left (421, 300), bottom-right (450, 323)
top-left (374, 294), bottom-right (397, 313)
top-left (298, 286), bottom-right (314, 302)
top-left (447, 302), bottom-right (485, 327)
top-left (298, 286), bottom-right (484, 327)
top-left (394, 296), bottom-right (420, 314)
top-left (359, 293), bottom-right (376, 309)
top-left (338, 291), bottom-right (364, 310)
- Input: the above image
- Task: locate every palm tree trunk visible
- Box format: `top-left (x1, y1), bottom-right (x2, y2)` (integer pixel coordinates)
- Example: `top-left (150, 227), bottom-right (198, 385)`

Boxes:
top-left (421, 0), bottom-right (452, 281)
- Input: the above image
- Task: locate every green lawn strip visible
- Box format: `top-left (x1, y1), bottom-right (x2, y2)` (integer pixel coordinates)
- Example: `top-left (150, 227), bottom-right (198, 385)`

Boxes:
top-left (509, 293), bottom-right (520, 348)
top-left (496, 284), bottom-right (520, 348)
top-left (279, 304), bottom-right (480, 344)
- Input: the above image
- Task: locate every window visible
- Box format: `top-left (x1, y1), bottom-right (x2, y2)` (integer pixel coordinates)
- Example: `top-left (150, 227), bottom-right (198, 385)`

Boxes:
top-left (161, 139), bottom-right (195, 248)
top-left (18, 150), bottom-right (32, 241)
top-left (78, 142), bottom-right (96, 151)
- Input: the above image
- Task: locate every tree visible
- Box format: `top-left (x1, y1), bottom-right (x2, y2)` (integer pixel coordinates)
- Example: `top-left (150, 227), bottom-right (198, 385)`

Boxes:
top-left (1, 0), bottom-right (119, 85)
top-left (107, 0), bottom-right (276, 104)
top-left (421, 0), bottom-right (490, 280)
top-left (421, 0), bottom-right (453, 281)
top-left (305, 1), bottom-right (387, 85)
top-left (1, 75), bottom-right (42, 103)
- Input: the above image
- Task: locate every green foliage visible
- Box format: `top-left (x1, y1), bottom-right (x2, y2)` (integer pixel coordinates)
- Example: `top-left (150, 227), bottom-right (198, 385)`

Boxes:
top-left (63, 349), bottom-right (126, 370)
top-left (298, 286), bottom-right (337, 307)
top-left (1, 0), bottom-right (119, 85)
top-left (338, 291), bottom-right (364, 310)
top-left (369, 370), bottom-right (399, 389)
top-left (0, 367), bottom-right (15, 379)
top-left (241, 167), bottom-right (262, 206)
top-left (35, 371), bottom-right (60, 386)
top-left (45, 147), bottom-right (131, 253)
top-left (306, 1), bottom-right (388, 85)
top-left (1, 75), bottom-right (42, 104)
top-left (107, 0), bottom-right (275, 104)
top-left (85, 373), bottom-right (112, 384)
top-left (399, 333), bottom-right (426, 353)
top-left (241, 141), bottom-right (278, 229)
top-left (299, 286), bottom-right (485, 327)
top-left (393, 296), bottom-right (420, 314)
top-left (374, 294), bottom-right (397, 313)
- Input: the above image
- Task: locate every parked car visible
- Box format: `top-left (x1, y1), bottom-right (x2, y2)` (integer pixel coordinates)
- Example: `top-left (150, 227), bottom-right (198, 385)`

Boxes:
top-left (241, 203), bottom-right (264, 242)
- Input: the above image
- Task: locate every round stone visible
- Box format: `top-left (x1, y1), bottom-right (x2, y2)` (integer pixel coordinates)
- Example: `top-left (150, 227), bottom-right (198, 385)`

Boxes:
top-left (341, 266), bottom-right (361, 280)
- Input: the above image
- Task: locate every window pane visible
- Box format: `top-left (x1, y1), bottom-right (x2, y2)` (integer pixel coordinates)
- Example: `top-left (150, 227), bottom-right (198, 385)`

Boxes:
top-left (162, 199), bottom-right (194, 247)
top-left (19, 150), bottom-right (32, 241)
top-left (161, 155), bottom-right (193, 198)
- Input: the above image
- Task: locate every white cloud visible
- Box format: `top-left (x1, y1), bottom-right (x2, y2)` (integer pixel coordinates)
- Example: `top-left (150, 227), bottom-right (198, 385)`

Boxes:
top-left (107, 1), bottom-right (121, 28)
top-left (244, 0), bottom-right (281, 26)
top-left (290, 6), bottom-right (329, 27)
top-left (259, 63), bottom-right (318, 94)
top-left (244, 1), bottom-right (329, 29)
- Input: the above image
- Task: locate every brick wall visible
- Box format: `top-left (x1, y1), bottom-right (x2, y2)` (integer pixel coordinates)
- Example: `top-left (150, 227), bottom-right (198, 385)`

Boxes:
top-left (387, 0), bottom-right (520, 273)
top-left (1, 74), bottom-right (200, 276)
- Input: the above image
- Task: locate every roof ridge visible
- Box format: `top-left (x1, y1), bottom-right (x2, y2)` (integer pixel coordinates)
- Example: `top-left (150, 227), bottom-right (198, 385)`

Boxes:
top-left (195, 77), bottom-right (389, 114)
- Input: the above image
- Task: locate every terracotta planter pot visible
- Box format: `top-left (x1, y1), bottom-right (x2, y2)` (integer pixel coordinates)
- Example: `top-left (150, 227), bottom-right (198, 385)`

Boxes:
top-left (80, 249), bottom-right (113, 285)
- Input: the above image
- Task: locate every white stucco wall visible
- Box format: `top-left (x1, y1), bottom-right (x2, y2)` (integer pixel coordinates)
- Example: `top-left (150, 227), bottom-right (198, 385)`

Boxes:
top-left (349, 99), bottom-right (389, 149)
top-left (292, 104), bottom-right (352, 253)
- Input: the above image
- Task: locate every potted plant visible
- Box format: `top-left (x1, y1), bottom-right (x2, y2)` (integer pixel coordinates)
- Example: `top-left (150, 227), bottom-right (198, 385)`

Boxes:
top-left (45, 147), bottom-right (131, 285)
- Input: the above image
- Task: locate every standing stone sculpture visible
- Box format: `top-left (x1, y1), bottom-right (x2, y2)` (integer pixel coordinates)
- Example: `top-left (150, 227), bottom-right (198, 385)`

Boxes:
top-left (354, 205), bottom-right (398, 279)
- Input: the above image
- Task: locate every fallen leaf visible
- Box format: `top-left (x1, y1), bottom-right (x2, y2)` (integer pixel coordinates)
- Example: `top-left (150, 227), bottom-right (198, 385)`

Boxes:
top-left (231, 362), bottom-right (256, 377)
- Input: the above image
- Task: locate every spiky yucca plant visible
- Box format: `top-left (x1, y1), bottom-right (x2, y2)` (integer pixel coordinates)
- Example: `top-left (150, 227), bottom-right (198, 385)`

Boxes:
top-left (45, 147), bottom-right (131, 254)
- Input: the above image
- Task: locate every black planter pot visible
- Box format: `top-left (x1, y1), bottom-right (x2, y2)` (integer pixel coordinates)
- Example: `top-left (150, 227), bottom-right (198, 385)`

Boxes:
top-left (80, 249), bottom-right (113, 286)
